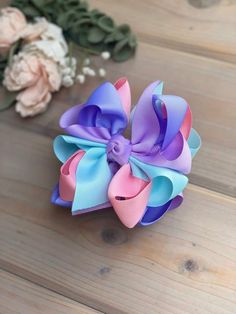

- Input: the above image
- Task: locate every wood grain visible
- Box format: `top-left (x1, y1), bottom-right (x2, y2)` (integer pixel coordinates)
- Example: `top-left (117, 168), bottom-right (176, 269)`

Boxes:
top-left (0, 270), bottom-right (101, 314)
top-left (89, 0), bottom-right (236, 64)
top-left (0, 1), bottom-right (236, 313)
top-left (1, 41), bottom-right (235, 196)
top-left (0, 123), bottom-right (236, 314)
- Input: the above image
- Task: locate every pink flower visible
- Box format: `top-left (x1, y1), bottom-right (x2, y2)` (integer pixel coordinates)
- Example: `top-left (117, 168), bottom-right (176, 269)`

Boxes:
top-left (3, 51), bottom-right (61, 117)
top-left (0, 7), bottom-right (27, 54)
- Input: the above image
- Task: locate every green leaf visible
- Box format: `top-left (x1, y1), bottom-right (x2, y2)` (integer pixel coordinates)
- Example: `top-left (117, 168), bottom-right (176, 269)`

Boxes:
top-left (117, 24), bottom-right (131, 36)
top-left (97, 16), bottom-right (115, 32)
top-left (78, 30), bottom-right (90, 46)
top-left (22, 5), bottom-right (41, 18)
top-left (88, 27), bottom-right (106, 44)
top-left (31, 0), bottom-right (54, 8)
top-left (8, 40), bottom-right (22, 66)
top-left (104, 29), bottom-right (125, 44)
top-left (10, 0), bottom-right (137, 62)
top-left (112, 38), bottom-right (135, 62)
top-left (128, 34), bottom-right (137, 48)
top-left (90, 9), bottom-right (104, 23)
top-left (0, 89), bottom-right (17, 112)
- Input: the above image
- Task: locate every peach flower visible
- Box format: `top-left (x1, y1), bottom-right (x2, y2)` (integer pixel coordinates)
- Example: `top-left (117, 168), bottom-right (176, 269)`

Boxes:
top-left (0, 7), bottom-right (27, 54)
top-left (21, 18), bottom-right (48, 42)
top-left (3, 51), bottom-right (61, 117)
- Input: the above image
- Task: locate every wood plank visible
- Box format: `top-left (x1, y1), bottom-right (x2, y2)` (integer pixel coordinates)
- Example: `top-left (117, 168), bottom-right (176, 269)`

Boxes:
top-left (0, 123), bottom-right (236, 314)
top-left (89, 0), bottom-right (236, 63)
top-left (1, 42), bottom-right (235, 196)
top-left (0, 270), bottom-right (101, 314)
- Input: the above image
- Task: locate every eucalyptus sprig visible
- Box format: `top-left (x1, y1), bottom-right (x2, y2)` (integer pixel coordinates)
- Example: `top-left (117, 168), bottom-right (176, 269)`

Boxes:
top-left (10, 0), bottom-right (137, 62)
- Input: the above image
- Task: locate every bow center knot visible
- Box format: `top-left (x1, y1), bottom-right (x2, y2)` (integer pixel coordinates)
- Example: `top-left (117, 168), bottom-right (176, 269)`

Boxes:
top-left (107, 134), bottom-right (131, 166)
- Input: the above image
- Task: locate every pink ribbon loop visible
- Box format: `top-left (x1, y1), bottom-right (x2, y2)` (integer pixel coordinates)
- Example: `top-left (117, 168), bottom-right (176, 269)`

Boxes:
top-left (59, 150), bottom-right (85, 201)
top-left (108, 164), bottom-right (152, 228)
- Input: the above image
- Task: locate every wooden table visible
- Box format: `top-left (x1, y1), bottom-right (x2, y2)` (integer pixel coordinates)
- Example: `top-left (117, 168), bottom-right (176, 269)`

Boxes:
top-left (0, 0), bottom-right (236, 313)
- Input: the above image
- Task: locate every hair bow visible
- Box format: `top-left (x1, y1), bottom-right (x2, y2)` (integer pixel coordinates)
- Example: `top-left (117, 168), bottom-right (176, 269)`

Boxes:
top-left (51, 78), bottom-right (201, 228)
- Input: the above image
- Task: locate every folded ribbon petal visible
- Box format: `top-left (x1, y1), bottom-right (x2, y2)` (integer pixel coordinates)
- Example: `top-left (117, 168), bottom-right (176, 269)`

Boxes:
top-left (130, 157), bottom-right (188, 206)
top-left (53, 135), bottom-right (106, 162)
top-left (51, 184), bottom-right (110, 214)
top-left (114, 77), bottom-right (131, 119)
top-left (79, 82), bottom-right (128, 135)
top-left (108, 164), bottom-right (152, 228)
top-left (180, 106), bottom-right (192, 140)
top-left (59, 150), bottom-right (85, 201)
top-left (138, 131), bottom-right (192, 174)
top-left (187, 128), bottom-right (201, 158)
top-left (157, 95), bottom-right (188, 150)
top-left (72, 147), bottom-right (112, 214)
top-left (59, 79), bottom-right (130, 142)
top-left (140, 194), bottom-right (183, 226)
top-left (131, 81), bottom-right (162, 154)
top-left (60, 105), bottom-right (111, 143)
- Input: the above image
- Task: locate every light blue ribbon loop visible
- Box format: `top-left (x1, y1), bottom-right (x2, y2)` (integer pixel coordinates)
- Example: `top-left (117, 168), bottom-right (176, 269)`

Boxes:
top-left (188, 128), bottom-right (201, 158)
top-left (72, 147), bottom-right (112, 212)
top-left (130, 157), bottom-right (188, 206)
top-left (54, 135), bottom-right (106, 162)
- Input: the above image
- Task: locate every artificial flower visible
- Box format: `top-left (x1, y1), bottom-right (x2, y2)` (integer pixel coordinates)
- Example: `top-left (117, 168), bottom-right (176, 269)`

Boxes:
top-left (0, 7), bottom-right (27, 55)
top-left (21, 17), bottom-right (48, 42)
top-left (4, 51), bottom-right (61, 117)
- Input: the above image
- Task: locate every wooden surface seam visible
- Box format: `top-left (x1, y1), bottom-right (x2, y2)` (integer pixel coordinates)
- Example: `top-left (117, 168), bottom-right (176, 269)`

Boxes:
top-left (0, 269), bottom-right (103, 314)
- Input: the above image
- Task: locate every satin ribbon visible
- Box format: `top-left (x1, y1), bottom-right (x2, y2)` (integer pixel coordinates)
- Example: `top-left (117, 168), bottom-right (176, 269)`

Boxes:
top-left (51, 78), bottom-right (201, 228)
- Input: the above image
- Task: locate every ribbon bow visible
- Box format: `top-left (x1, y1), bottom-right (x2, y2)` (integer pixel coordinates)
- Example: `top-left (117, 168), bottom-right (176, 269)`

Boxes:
top-left (51, 78), bottom-right (201, 228)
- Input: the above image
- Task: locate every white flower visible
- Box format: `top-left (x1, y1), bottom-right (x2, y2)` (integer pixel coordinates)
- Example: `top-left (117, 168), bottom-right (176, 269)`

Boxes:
top-left (76, 74), bottom-right (85, 84)
top-left (62, 75), bottom-right (74, 87)
top-left (70, 57), bottom-right (77, 68)
top-left (40, 22), bottom-right (68, 54)
top-left (82, 67), bottom-right (90, 75)
top-left (88, 68), bottom-right (96, 77)
top-left (62, 67), bottom-right (71, 76)
top-left (83, 58), bottom-right (90, 65)
top-left (101, 51), bottom-right (110, 60)
top-left (23, 22), bottom-right (68, 64)
top-left (82, 67), bottom-right (96, 76)
top-left (98, 68), bottom-right (106, 77)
